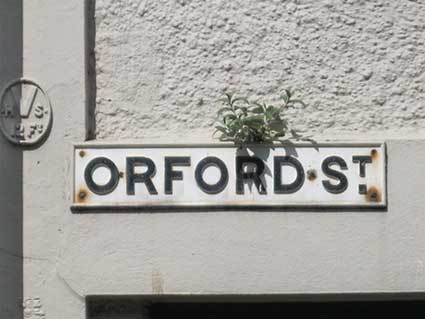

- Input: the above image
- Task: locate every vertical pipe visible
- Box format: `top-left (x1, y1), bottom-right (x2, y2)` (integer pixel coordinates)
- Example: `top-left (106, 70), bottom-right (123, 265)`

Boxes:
top-left (0, 0), bottom-right (23, 317)
top-left (85, 0), bottom-right (97, 140)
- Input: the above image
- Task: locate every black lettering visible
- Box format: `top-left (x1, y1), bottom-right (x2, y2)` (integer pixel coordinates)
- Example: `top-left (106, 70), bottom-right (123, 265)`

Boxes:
top-left (236, 156), bottom-right (266, 194)
top-left (352, 155), bottom-right (372, 177)
top-left (164, 156), bottom-right (191, 194)
top-left (358, 184), bottom-right (367, 195)
top-left (274, 156), bottom-right (305, 194)
top-left (195, 157), bottom-right (229, 194)
top-left (126, 157), bottom-right (158, 195)
top-left (321, 156), bottom-right (348, 194)
top-left (84, 157), bottom-right (119, 195)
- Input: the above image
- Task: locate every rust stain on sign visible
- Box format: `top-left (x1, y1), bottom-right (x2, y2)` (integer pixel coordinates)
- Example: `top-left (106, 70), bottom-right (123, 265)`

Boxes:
top-left (307, 169), bottom-right (317, 181)
top-left (366, 186), bottom-right (381, 202)
top-left (75, 188), bottom-right (89, 203)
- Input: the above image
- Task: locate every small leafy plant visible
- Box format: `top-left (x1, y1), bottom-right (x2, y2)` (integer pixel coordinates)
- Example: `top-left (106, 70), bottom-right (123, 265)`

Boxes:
top-left (214, 89), bottom-right (305, 144)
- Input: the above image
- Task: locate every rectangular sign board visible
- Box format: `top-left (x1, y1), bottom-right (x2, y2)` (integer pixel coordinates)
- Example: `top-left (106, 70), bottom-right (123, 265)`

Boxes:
top-left (73, 143), bottom-right (386, 210)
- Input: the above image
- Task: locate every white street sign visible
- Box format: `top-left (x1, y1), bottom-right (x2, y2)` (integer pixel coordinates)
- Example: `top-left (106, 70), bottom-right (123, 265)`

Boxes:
top-left (73, 143), bottom-right (386, 210)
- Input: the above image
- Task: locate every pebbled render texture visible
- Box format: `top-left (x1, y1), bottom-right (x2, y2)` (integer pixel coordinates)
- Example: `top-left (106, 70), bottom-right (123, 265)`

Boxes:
top-left (95, 0), bottom-right (425, 140)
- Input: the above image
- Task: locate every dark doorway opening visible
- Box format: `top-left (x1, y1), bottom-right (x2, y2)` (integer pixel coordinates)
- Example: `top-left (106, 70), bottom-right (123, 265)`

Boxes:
top-left (87, 296), bottom-right (425, 319)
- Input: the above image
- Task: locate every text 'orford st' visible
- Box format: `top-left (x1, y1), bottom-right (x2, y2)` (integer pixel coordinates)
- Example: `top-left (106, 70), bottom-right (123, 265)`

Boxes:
top-left (73, 143), bottom-right (386, 210)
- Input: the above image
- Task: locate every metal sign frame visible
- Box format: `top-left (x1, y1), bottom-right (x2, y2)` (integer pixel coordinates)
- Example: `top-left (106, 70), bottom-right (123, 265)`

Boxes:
top-left (72, 142), bottom-right (387, 212)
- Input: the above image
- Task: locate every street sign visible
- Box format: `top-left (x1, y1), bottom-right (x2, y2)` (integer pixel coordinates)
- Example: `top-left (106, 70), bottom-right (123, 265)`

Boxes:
top-left (73, 143), bottom-right (386, 210)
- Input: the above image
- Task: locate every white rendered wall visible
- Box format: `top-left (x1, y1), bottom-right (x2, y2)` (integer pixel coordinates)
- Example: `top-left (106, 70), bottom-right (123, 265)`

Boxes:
top-left (0, 1), bottom-right (425, 319)
top-left (21, 1), bottom-right (87, 318)
top-left (95, 0), bottom-right (425, 140)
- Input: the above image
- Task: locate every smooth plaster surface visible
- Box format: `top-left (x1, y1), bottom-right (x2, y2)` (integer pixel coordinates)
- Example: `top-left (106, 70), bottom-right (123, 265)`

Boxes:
top-left (1, 1), bottom-right (425, 318)
top-left (95, 0), bottom-right (425, 140)
top-left (19, 1), bottom-right (87, 318)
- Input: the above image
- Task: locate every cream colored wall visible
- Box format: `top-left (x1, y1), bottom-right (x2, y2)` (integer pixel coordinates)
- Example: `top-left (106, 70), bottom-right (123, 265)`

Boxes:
top-left (1, 1), bottom-right (425, 318)
top-left (95, 0), bottom-right (425, 140)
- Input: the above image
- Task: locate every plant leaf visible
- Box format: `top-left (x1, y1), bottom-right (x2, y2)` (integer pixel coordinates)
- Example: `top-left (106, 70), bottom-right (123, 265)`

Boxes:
top-left (214, 126), bottom-right (228, 133)
top-left (250, 106), bottom-right (263, 113)
top-left (288, 99), bottom-right (306, 107)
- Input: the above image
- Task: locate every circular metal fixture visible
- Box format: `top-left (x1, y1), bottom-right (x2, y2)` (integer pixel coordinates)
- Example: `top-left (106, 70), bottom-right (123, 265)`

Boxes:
top-left (0, 78), bottom-right (52, 146)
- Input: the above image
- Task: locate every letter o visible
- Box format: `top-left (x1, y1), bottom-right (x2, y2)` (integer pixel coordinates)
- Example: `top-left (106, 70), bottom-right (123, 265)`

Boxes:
top-left (84, 157), bottom-right (120, 195)
top-left (195, 157), bottom-right (229, 194)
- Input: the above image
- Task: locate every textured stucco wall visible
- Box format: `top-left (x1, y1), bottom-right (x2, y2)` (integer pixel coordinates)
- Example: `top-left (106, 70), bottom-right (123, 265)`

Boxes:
top-left (95, 0), bottom-right (425, 140)
top-left (0, 1), bottom-right (425, 318)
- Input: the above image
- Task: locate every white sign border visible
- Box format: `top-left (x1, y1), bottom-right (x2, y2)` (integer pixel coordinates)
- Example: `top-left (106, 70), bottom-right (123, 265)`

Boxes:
top-left (72, 142), bottom-right (387, 212)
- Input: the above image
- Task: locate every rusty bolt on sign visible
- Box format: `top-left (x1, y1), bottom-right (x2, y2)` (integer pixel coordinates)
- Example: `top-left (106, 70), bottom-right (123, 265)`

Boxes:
top-left (307, 169), bottom-right (317, 181)
top-left (78, 190), bottom-right (87, 200)
top-left (367, 187), bottom-right (380, 202)
top-left (79, 150), bottom-right (86, 157)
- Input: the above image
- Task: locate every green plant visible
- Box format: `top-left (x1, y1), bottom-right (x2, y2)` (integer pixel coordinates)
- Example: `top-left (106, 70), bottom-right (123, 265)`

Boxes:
top-left (214, 89), bottom-right (305, 144)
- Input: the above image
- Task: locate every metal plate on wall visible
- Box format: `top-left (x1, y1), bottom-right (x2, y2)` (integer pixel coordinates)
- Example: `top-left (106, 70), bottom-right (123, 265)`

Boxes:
top-left (0, 78), bottom-right (52, 146)
top-left (73, 143), bottom-right (386, 210)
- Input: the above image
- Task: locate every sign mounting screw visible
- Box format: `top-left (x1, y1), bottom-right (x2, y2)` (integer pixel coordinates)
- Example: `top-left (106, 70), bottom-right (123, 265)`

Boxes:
top-left (307, 169), bottom-right (317, 181)
top-left (78, 191), bottom-right (87, 199)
